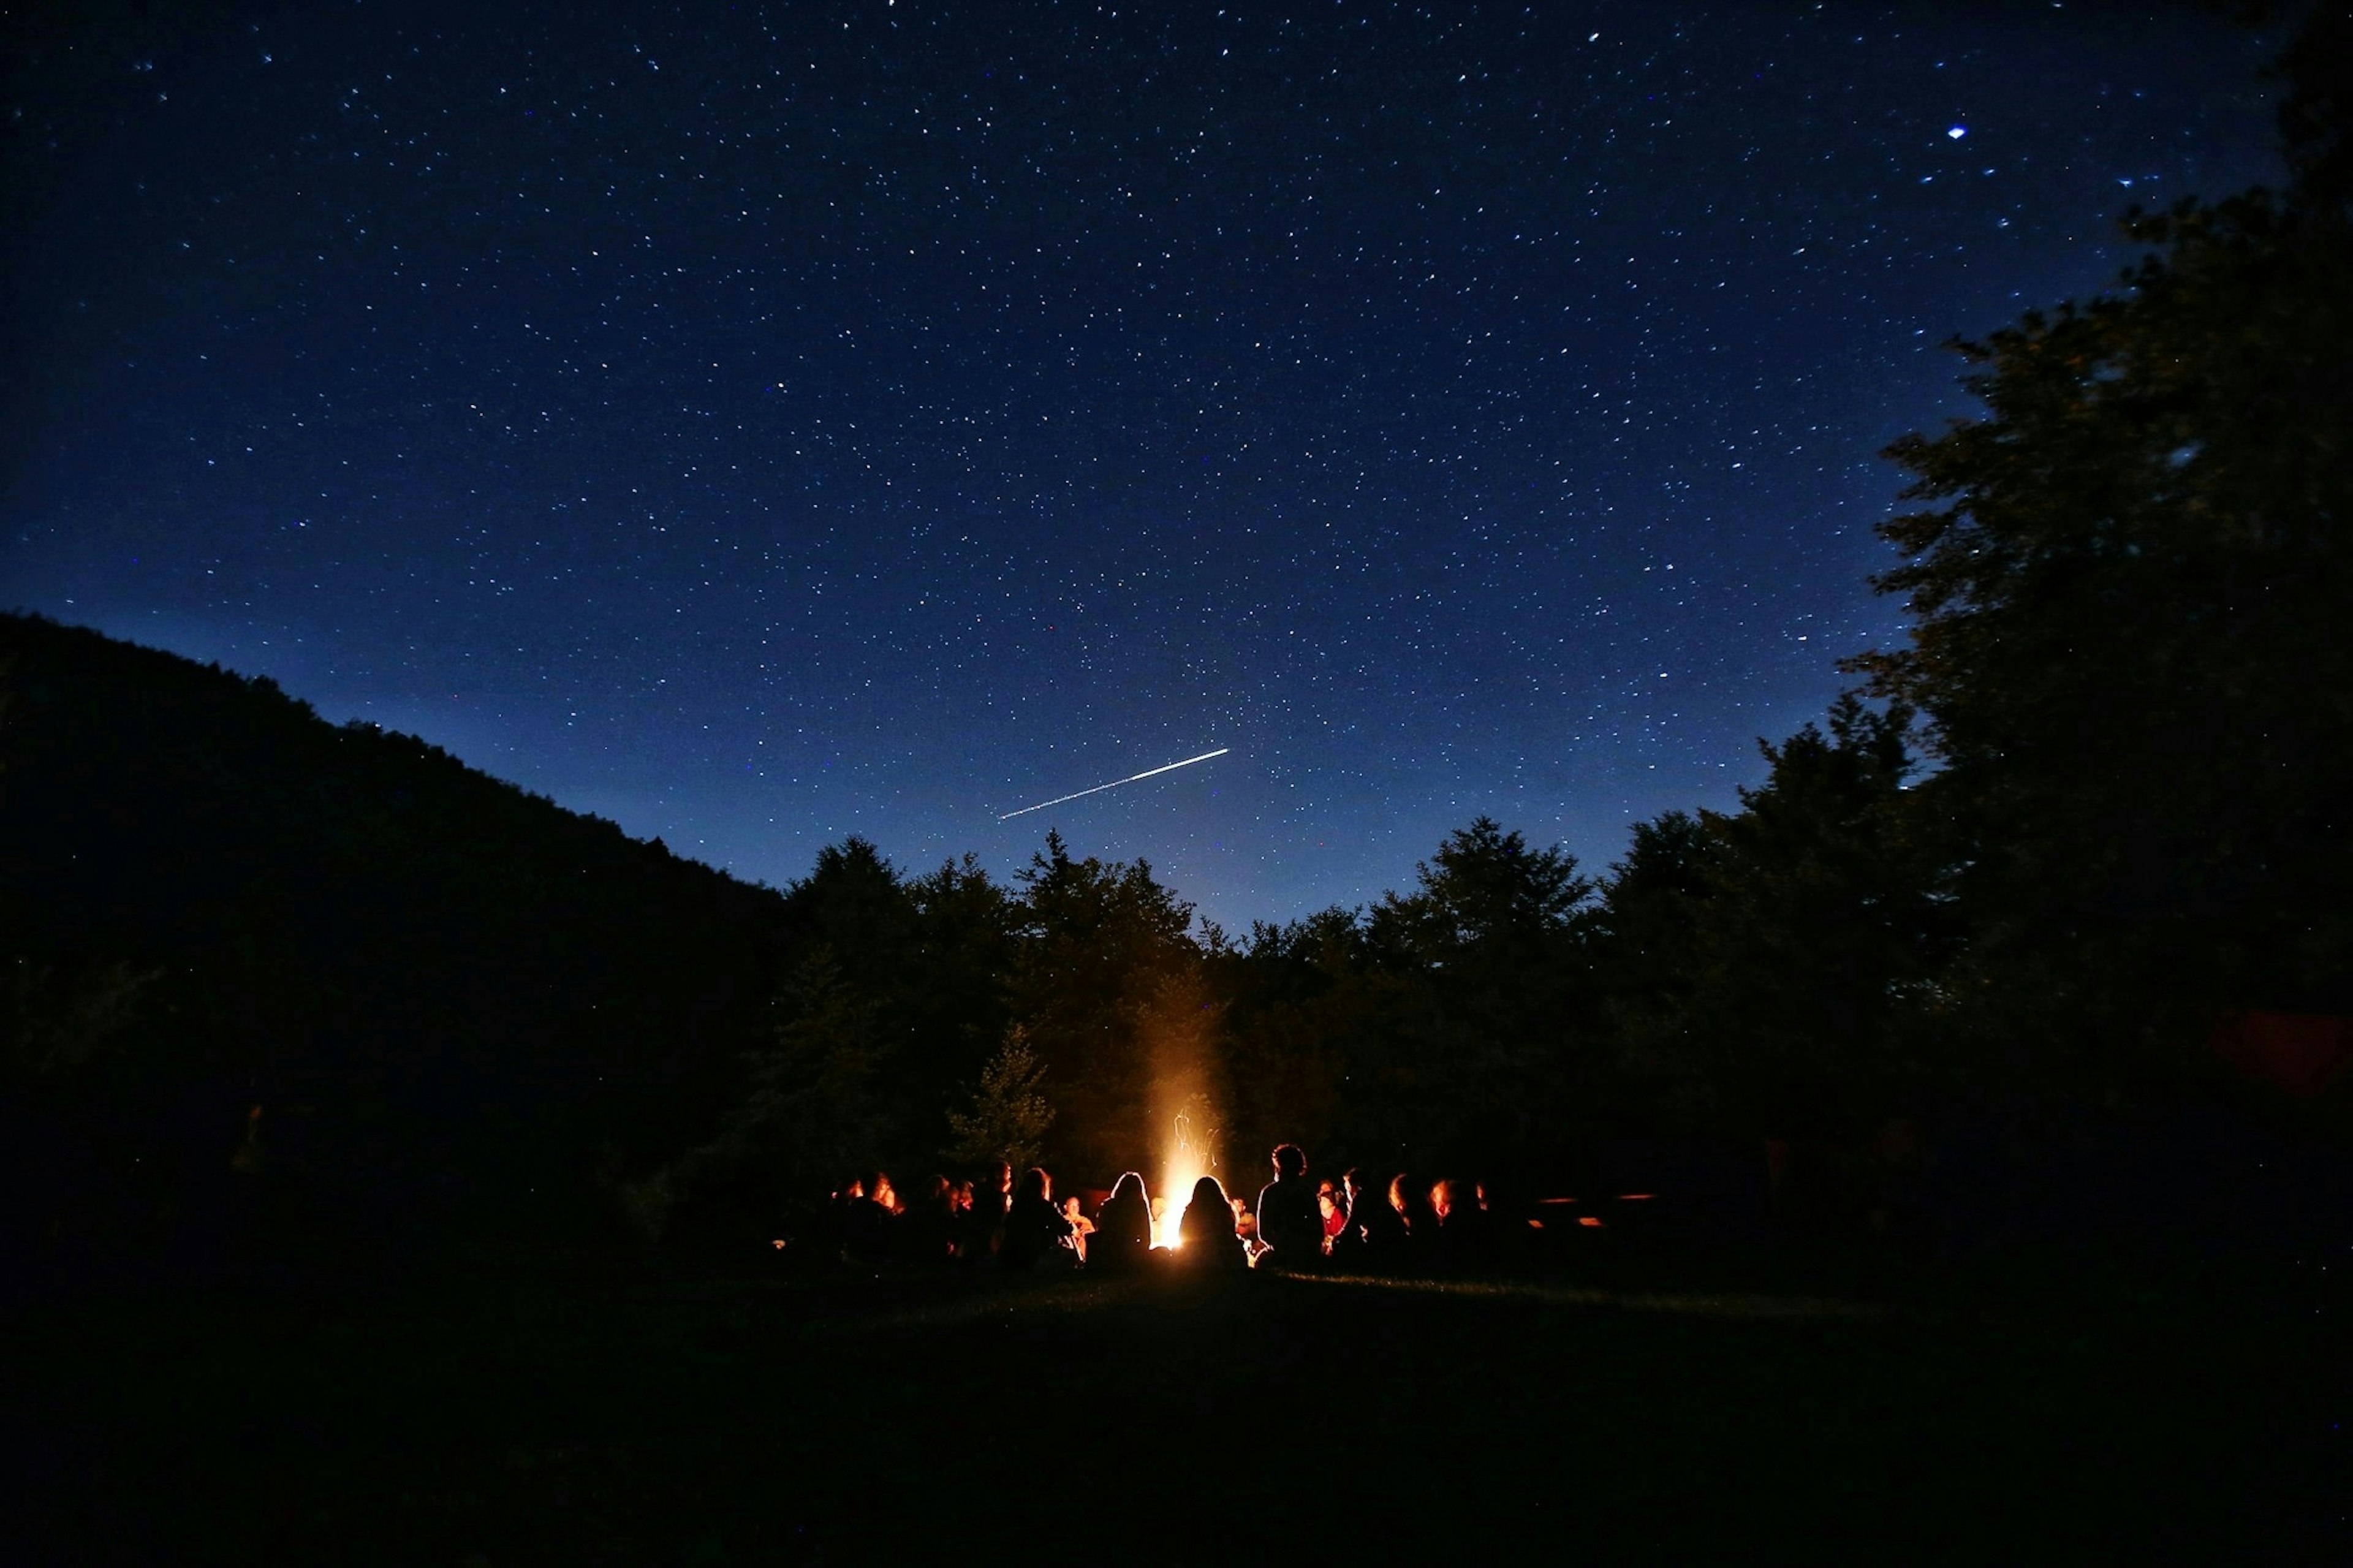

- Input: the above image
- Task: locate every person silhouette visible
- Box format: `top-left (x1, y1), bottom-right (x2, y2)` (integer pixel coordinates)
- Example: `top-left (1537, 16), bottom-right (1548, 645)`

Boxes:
top-left (956, 1161), bottom-right (1013, 1260)
top-left (945, 1180), bottom-right (980, 1261)
top-left (1431, 1177), bottom-right (1498, 1273)
top-left (1176, 1175), bottom-right (1247, 1269)
top-left (1330, 1165), bottom-right (1408, 1267)
top-left (999, 1166), bottom-right (1075, 1270)
top-left (844, 1170), bottom-right (901, 1258)
top-left (1253, 1144), bottom-right (1324, 1271)
top-left (898, 1174), bottom-right (956, 1262)
top-left (1092, 1171), bottom-right (1154, 1271)
top-left (1390, 1172), bottom-right (1438, 1268)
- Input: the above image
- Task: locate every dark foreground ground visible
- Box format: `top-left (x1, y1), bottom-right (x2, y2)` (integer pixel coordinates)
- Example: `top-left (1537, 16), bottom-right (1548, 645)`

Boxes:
top-left (5, 1248), bottom-right (2347, 1564)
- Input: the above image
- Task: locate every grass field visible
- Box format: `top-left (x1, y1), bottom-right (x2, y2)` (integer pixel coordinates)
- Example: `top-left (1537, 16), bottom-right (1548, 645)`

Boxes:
top-left (7, 1251), bottom-right (2345, 1563)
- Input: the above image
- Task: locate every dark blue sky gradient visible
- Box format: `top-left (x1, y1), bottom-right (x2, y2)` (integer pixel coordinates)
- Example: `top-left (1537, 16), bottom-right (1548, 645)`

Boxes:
top-left (2, 1), bottom-right (2282, 930)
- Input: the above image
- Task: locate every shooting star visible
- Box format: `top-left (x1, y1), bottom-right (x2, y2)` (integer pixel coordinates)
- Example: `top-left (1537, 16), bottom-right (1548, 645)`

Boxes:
top-left (999, 748), bottom-right (1230, 820)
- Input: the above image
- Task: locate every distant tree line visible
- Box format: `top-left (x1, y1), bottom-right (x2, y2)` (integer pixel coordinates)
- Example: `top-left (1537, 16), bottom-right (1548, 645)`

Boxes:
top-left (4, 12), bottom-right (2346, 1272)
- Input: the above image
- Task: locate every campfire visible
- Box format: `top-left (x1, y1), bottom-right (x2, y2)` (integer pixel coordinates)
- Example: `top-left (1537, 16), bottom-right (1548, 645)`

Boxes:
top-left (1154, 1112), bottom-right (1210, 1249)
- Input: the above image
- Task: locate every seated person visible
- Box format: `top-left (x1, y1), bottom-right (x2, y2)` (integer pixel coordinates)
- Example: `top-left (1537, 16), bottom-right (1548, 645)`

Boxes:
top-left (1091, 1172), bottom-right (1155, 1270)
top-left (1253, 1143), bottom-right (1324, 1270)
top-left (1330, 1166), bottom-right (1409, 1266)
top-left (1176, 1175), bottom-right (1248, 1270)
top-left (999, 1166), bottom-right (1076, 1270)
top-left (1061, 1194), bottom-right (1096, 1262)
top-left (843, 1170), bottom-right (901, 1258)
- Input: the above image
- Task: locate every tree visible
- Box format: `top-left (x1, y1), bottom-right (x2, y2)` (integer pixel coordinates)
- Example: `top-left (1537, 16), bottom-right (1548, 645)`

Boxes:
top-left (747, 944), bottom-right (894, 1181)
top-left (1356, 818), bottom-right (1600, 1178)
top-left (1590, 812), bottom-right (1717, 1000)
top-left (1009, 831), bottom-right (1199, 1179)
top-left (2, 955), bottom-right (158, 1083)
top-left (1217, 907), bottom-right (1373, 1168)
top-left (1587, 810), bottom-right (1721, 1127)
top-left (944, 1025), bottom-right (1056, 1173)
top-left (623, 945), bottom-right (888, 1240)
top-left (1849, 100), bottom-right (2353, 1083)
top-left (1609, 698), bottom-right (1955, 1142)
top-left (1368, 816), bottom-right (1594, 964)
top-left (903, 853), bottom-right (1022, 1149)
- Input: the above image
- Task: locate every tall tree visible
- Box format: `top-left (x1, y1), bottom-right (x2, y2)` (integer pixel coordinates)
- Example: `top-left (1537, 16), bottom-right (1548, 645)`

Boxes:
top-left (1851, 69), bottom-right (2353, 1083)
top-left (1010, 832), bottom-right (1199, 1181)
top-left (1358, 818), bottom-right (1598, 1178)
top-left (1614, 698), bottom-right (1953, 1143)
top-left (1587, 809), bottom-right (1721, 1127)
top-left (627, 945), bottom-right (889, 1241)
top-left (1218, 907), bottom-right (1374, 1171)
top-left (943, 1025), bottom-right (1056, 1173)
top-left (904, 854), bottom-right (1022, 1154)
top-left (776, 841), bottom-right (1029, 1170)
top-left (779, 838), bottom-right (921, 1059)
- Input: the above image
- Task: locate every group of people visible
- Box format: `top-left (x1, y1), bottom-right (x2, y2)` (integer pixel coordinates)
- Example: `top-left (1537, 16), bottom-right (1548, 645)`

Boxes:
top-left (814, 1143), bottom-right (1500, 1273)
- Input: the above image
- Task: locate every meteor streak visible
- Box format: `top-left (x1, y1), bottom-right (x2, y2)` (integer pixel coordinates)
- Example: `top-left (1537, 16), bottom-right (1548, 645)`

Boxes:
top-left (999, 748), bottom-right (1230, 820)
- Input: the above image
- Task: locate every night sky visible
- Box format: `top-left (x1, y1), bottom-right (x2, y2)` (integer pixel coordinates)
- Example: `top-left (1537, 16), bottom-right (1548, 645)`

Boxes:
top-left (2, 1), bottom-right (2283, 930)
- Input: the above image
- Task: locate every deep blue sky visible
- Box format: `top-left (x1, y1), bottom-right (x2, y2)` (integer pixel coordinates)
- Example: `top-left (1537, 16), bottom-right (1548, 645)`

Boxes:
top-left (2, 1), bottom-right (2282, 931)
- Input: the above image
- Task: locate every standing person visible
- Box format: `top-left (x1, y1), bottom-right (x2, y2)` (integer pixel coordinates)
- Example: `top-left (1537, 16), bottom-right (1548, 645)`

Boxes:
top-left (1000, 1167), bottom-right (1075, 1270)
top-left (1091, 1172), bottom-right (1154, 1271)
top-left (1254, 1144), bottom-right (1324, 1271)
top-left (1177, 1175), bottom-right (1248, 1270)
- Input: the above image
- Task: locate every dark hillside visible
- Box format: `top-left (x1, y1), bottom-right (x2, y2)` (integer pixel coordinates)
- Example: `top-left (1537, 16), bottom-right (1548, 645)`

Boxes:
top-left (0, 612), bottom-right (794, 1276)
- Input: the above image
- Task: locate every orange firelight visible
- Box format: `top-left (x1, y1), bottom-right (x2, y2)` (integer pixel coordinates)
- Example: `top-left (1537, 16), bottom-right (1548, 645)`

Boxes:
top-left (1155, 1112), bottom-right (1208, 1249)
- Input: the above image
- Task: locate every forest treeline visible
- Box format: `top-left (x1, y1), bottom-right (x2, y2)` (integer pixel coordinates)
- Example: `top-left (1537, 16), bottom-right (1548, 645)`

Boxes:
top-left (0, 618), bottom-right (1932, 1261)
top-left (4, 13), bottom-right (2347, 1273)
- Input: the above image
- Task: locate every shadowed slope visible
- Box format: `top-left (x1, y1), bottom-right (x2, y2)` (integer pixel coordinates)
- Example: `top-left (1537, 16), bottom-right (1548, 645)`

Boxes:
top-left (1, 612), bottom-right (794, 1265)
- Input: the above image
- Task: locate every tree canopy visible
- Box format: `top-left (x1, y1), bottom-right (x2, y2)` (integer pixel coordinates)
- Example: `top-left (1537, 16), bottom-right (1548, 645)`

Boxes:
top-left (1852, 91), bottom-right (2353, 1083)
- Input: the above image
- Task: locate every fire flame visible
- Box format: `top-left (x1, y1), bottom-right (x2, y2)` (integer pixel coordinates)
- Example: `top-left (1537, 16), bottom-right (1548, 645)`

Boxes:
top-left (1154, 1112), bottom-right (1207, 1249)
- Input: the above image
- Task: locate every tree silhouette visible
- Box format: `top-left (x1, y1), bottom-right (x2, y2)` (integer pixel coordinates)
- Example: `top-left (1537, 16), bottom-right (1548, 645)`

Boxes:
top-left (1851, 113), bottom-right (2353, 1083)
top-left (1010, 831), bottom-right (1197, 1178)
top-left (1608, 697), bottom-right (1954, 1142)
top-left (2, 956), bottom-right (159, 1083)
top-left (621, 945), bottom-right (887, 1240)
top-left (1352, 817), bottom-right (1599, 1176)
top-left (944, 1025), bottom-right (1056, 1172)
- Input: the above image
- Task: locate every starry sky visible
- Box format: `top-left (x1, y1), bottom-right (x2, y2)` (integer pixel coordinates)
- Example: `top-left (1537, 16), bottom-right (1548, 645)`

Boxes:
top-left (2, 1), bottom-right (2283, 931)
